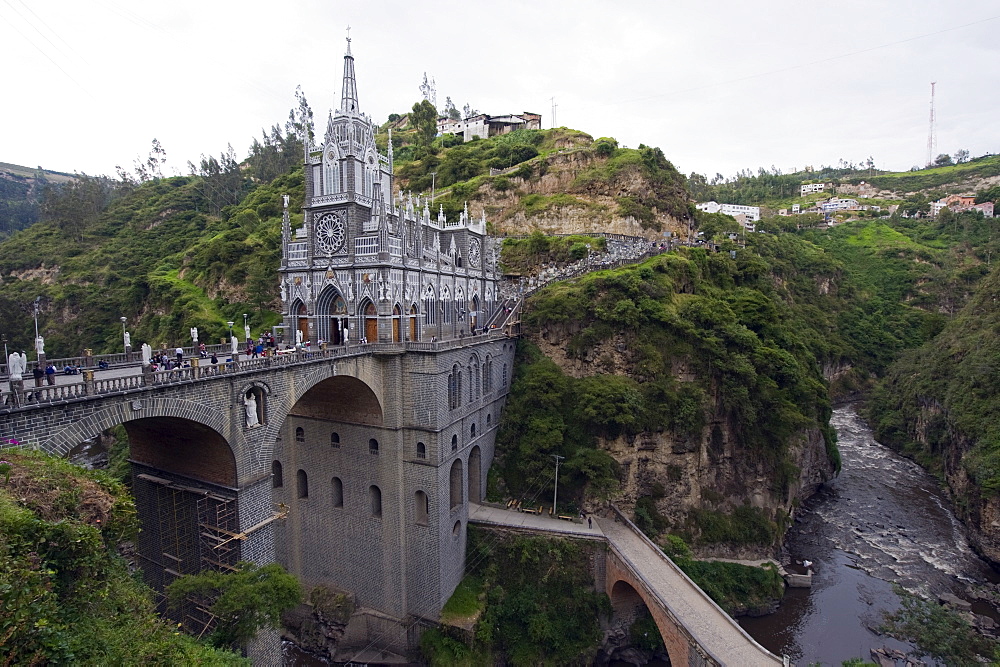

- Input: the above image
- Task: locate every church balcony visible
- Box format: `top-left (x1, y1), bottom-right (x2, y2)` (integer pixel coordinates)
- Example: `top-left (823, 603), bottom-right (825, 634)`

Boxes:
top-left (311, 193), bottom-right (373, 208)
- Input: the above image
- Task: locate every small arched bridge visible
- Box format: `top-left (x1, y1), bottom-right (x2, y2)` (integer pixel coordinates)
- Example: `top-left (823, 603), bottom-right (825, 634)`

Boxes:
top-left (469, 503), bottom-right (786, 666)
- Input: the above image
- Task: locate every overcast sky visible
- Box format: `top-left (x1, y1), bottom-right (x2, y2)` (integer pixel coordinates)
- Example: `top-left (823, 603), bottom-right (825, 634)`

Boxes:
top-left (3, 1), bottom-right (998, 181)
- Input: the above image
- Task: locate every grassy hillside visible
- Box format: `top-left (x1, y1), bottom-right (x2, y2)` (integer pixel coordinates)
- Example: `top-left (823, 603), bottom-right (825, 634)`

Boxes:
top-left (0, 449), bottom-right (246, 664)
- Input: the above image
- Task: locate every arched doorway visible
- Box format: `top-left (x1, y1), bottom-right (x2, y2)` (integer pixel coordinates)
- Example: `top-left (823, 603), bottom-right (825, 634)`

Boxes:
top-left (317, 287), bottom-right (348, 345)
top-left (392, 304), bottom-right (402, 342)
top-left (468, 446), bottom-right (482, 503)
top-left (470, 295), bottom-right (480, 333)
top-left (362, 300), bottom-right (378, 343)
top-left (409, 304), bottom-right (419, 341)
top-left (295, 301), bottom-right (309, 345)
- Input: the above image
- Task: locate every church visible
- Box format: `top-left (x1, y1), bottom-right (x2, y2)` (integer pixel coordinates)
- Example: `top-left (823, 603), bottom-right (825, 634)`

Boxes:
top-left (269, 37), bottom-right (515, 662)
top-left (279, 37), bottom-right (502, 346)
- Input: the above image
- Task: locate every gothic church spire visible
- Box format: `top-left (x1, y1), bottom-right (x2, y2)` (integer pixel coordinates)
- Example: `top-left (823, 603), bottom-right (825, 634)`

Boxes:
top-left (341, 32), bottom-right (359, 114)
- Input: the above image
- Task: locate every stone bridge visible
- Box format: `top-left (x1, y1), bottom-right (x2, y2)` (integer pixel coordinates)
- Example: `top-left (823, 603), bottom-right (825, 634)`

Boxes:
top-left (0, 335), bottom-right (518, 662)
top-left (469, 504), bottom-right (785, 666)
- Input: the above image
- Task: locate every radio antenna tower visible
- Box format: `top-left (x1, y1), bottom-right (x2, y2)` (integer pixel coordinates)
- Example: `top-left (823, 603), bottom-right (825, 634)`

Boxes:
top-left (926, 82), bottom-right (937, 167)
top-left (550, 96), bottom-right (557, 128)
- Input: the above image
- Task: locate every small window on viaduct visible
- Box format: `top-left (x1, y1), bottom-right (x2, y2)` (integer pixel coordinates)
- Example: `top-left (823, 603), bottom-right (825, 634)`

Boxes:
top-left (451, 434), bottom-right (458, 452)
top-left (297, 469), bottom-right (308, 498)
top-left (370, 485), bottom-right (382, 518)
top-left (272, 461), bottom-right (283, 488)
top-left (332, 477), bottom-right (343, 508)
top-left (331, 432), bottom-right (340, 448)
top-left (416, 442), bottom-right (426, 459)
top-left (295, 427), bottom-right (305, 443)
top-left (369, 438), bottom-right (379, 455)
top-left (415, 490), bottom-right (429, 526)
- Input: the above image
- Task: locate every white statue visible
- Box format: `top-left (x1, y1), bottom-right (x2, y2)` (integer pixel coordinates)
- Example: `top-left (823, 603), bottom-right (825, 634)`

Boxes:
top-left (34, 336), bottom-right (44, 355)
top-left (141, 343), bottom-right (152, 366)
top-left (295, 329), bottom-right (303, 345)
top-left (8, 352), bottom-right (27, 381)
top-left (244, 392), bottom-right (259, 427)
top-left (282, 194), bottom-right (289, 208)
top-left (123, 331), bottom-right (131, 348)
top-left (190, 327), bottom-right (198, 343)
top-left (230, 336), bottom-right (239, 356)
top-left (244, 324), bottom-right (252, 341)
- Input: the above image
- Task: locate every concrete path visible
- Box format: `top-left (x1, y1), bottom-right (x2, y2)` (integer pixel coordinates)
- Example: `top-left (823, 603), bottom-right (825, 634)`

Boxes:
top-left (469, 503), bottom-right (604, 540)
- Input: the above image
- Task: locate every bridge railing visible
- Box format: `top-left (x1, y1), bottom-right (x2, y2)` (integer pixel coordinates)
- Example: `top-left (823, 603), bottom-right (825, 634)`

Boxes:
top-left (0, 335), bottom-right (512, 412)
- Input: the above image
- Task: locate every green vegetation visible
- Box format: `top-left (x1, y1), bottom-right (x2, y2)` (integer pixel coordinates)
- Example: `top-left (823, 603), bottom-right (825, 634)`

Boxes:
top-left (880, 585), bottom-right (998, 663)
top-left (571, 143), bottom-right (691, 228)
top-left (166, 562), bottom-right (302, 650)
top-left (440, 575), bottom-right (484, 622)
top-left (0, 449), bottom-right (246, 664)
top-left (868, 262), bottom-right (1000, 492)
top-left (499, 235), bottom-right (844, 516)
top-left (686, 505), bottom-right (779, 547)
top-left (0, 168), bottom-right (298, 356)
top-left (501, 232), bottom-right (606, 274)
top-left (467, 529), bottom-right (607, 666)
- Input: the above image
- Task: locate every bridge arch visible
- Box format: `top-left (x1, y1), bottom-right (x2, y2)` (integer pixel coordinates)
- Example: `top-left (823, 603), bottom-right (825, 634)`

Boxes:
top-left (287, 374), bottom-right (383, 425)
top-left (607, 579), bottom-right (679, 665)
top-left (44, 397), bottom-right (229, 460)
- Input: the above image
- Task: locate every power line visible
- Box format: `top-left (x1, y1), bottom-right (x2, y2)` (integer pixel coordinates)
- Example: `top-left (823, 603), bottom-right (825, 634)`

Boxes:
top-left (619, 14), bottom-right (1000, 107)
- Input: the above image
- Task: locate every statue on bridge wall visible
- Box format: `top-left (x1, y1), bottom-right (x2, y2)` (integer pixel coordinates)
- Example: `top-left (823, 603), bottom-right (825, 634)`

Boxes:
top-left (141, 343), bottom-right (152, 366)
top-left (7, 352), bottom-right (27, 380)
top-left (190, 327), bottom-right (198, 343)
top-left (34, 336), bottom-right (44, 356)
top-left (244, 391), bottom-right (259, 428)
top-left (230, 336), bottom-right (239, 357)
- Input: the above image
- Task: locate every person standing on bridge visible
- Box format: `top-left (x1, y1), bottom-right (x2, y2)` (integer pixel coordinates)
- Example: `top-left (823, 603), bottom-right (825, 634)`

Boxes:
top-left (175, 346), bottom-right (184, 365)
top-left (45, 363), bottom-right (56, 386)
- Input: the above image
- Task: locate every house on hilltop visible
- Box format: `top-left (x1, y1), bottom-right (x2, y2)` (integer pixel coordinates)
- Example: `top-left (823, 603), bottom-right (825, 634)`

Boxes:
top-left (438, 112), bottom-right (542, 142)
top-left (930, 194), bottom-right (993, 218)
top-left (695, 201), bottom-right (761, 222)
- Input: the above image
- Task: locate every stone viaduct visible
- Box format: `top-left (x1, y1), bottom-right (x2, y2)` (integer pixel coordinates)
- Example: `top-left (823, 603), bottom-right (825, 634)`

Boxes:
top-left (0, 336), bottom-right (516, 661)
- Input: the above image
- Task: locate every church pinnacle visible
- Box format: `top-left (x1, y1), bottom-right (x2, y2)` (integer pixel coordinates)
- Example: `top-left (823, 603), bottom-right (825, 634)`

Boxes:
top-left (341, 30), bottom-right (359, 114)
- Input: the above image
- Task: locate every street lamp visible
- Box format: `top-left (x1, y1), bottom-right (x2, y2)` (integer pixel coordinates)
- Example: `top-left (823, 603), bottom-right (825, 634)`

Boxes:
top-left (227, 321), bottom-right (235, 339)
top-left (33, 297), bottom-right (41, 357)
top-left (120, 316), bottom-right (127, 351)
top-left (430, 171), bottom-right (436, 204)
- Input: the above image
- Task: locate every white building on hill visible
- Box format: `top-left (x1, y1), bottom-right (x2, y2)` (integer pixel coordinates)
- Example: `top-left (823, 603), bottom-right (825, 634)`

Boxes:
top-left (695, 201), bottom-right (761, 222)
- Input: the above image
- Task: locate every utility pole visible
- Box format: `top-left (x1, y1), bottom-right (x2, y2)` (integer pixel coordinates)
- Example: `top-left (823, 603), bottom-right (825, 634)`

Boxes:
top-left (552, 454), bottom-right (565, 516)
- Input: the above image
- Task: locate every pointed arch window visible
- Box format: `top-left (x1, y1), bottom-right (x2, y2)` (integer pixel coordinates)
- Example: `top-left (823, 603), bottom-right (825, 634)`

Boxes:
top-left (424, 285), bottom-right (436, 325)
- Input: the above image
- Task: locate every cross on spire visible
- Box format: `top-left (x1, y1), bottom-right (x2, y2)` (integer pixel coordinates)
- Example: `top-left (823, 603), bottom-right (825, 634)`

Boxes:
top-left (341, 29), bottom-right (358, 113)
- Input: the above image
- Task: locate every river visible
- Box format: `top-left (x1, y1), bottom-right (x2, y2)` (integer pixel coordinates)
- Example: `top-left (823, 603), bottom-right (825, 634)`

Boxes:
top-left (739, 406), bottom-right (1000, 664)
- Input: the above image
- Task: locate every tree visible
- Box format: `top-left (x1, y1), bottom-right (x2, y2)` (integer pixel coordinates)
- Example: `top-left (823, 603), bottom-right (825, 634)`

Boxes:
top-left (934, 153), bottom-right (953, 167)
top-left (410, 99), bottom-right (438, 146)
top-left (462, 103), bottom-right (479, 119)
top-left (166, 561), bottom-right (301, 649)
top-left (443, 96), bottom-right (460, 120)
top-left (286, 85), bottom-right (314, 144)
top-left (954, 148), bottom-right (970, 164)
